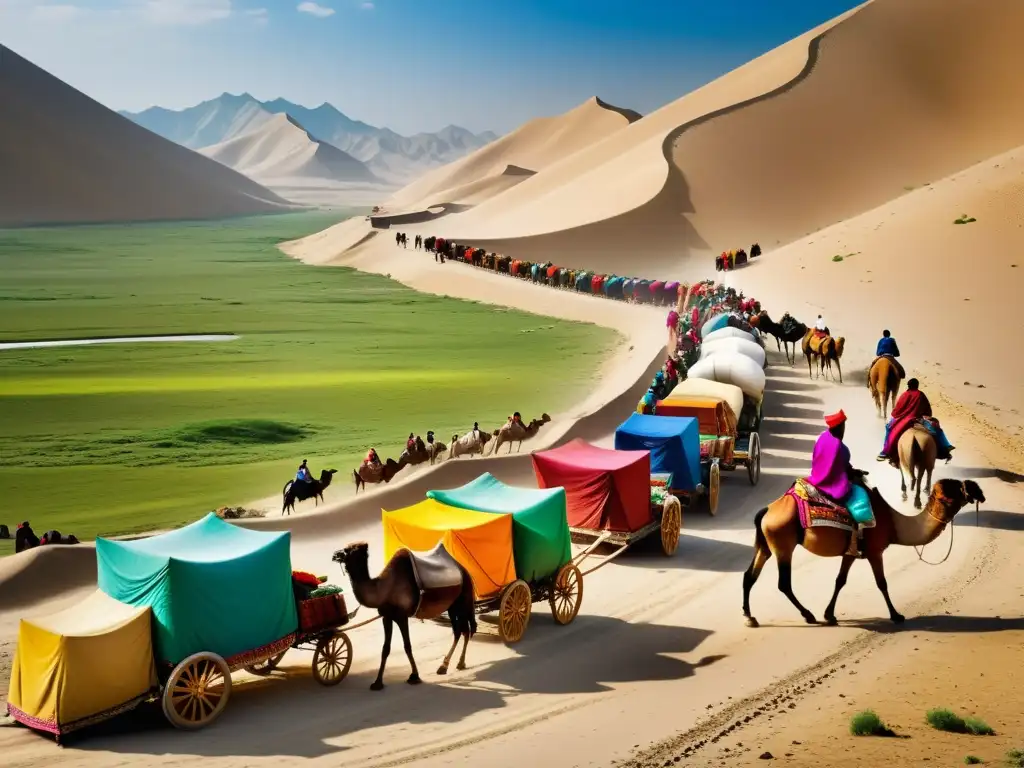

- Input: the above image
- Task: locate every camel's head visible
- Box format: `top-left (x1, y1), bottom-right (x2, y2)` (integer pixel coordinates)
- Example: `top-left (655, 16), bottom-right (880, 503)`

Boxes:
top-left (835, 337), bottom-right (846, 357)
top-left (540, 413), bottom-right (551, 424)
top-left (333, 541), bottom-right (369, 568)
top-left (480, 431), bottom-right (492, 443)
top-left (320, 469), bottom-right (337, 481)
top-left (932, 479), bottom-right (986, 520)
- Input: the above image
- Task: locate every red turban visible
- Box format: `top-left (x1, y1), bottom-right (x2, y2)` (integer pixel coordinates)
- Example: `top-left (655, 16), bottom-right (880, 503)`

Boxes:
top-left (824, 410), bottom-right (847, 429)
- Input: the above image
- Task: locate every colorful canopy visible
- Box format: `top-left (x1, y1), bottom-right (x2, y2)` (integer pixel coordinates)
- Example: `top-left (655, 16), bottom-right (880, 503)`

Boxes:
top-left (614, 414), bottom-right (701, 493)
top-left (7, 590), bottom-right (157, 736)
top-left (427, 473), bottom-right (570, 582)
top-left (97, 513), bottom-right (297, 665)
top-left (663, 378), bottom-right (745, 424)
top-left (382, 499), bottom-right (516, 598)
top-left (532, 439), bottom-right (652, 533)
top-left (701, 313), bottom-right (732, 338)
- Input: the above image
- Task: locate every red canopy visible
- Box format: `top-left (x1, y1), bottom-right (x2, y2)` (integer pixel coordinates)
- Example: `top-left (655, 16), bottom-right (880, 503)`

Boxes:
top-left (532, 439), bottom-right (652, 533)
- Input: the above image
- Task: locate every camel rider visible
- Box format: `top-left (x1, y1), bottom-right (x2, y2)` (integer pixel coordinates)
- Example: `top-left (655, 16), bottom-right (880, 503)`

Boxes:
top-left (878, 378), bottom-right (955, 463)
top-left (806, 410), bottom-right (874, 556)
top-left (814, 314), bottom-right (827, 334)
top-left (296, 459), bottom-right (312, 484)
top-left (472, 422), bottom-right (480, 441)
top-left (873, 329), bottom-right (906, 378)
top-left (415, 434), bottom-right (426, 453)
top-left (512, 412), bottom-right (524, 429)
top-left (363, 448), bottom-right (381, 468)
top-left (406, 433), bottom-right (416, 452)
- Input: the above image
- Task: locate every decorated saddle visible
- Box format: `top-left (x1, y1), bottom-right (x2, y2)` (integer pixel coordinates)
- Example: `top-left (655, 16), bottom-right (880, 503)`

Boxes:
top-left (785, 478), bottom-right (854, 533)
top-left (869, 354), bottom-right (905, 379)
top-left (808, 332), bottom-right (830, 354)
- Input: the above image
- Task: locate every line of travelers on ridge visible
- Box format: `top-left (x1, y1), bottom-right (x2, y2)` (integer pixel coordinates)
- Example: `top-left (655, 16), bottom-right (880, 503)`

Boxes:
top-left (393, 231), bottom-right (683, 306)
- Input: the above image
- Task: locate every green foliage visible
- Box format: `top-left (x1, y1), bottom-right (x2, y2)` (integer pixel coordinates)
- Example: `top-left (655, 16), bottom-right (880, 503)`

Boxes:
top-left (926, 709), bottom-right (995, 735)
top-left (963, 756), bottom-right (982, 765)
top-left (849, 709), bottom-right (896, 737)
top-left (1006, 748), bottom-right (1024, 767)
top-left (954, 214), bottom-right (978, 224)
top-left (0, 213), bottom-right (614, 551)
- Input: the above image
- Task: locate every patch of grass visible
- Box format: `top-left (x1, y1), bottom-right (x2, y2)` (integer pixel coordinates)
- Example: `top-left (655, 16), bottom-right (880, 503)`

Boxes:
top-left (926, 709), bottom-right (996, 735)
top-left (954, 214), bottom-right (978, 224)
top-left (0, 213), bottom-right (615, 545)
top-left (832, 254), bottom-right (845, 262)
top-left (1007, 748), bottom-right (1024, 767)
top-left (849, 709), bottom-right (896, 737)
top-left (831, 252), bottom-right (858, 263)
top-left (963, 756), bottom-right (983, 765)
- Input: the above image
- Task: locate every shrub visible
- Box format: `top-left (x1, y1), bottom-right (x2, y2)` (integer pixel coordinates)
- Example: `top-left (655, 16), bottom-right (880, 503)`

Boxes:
top-left (927, 708), bottom-right (968, 732)
top-left (963, 756), bottom-right (982, 765)
top-left (954, 214), bottom-right (978, 225)
top-left (849, 709), bottom-right (896, 737)
top-left (1006, 748), bottom-right (1024, 767)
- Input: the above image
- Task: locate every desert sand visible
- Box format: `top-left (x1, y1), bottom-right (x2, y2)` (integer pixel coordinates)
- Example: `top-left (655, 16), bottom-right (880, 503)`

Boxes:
top-left (0, 45), bottom-right (294, 226)
top-left (2, 0), bottom-right (1023, 764)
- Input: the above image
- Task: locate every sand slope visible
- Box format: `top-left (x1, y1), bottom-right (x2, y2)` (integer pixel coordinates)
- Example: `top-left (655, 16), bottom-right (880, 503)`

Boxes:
top-left (412, 0), bottom-right (1024, 276)
top-left (199, 113), bottom-right (380, 184)
top-left (384, 96), bottom-right (641, 212)
top-left (0, 45), bottom-right (294, 226)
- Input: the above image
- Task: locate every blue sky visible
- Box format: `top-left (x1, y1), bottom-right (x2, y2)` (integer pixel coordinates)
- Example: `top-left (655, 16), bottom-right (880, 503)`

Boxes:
top-left (1, 0), bottom-right (863, 135)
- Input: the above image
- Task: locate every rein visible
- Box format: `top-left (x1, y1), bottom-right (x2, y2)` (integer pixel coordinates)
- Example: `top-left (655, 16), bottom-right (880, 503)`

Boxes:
top-left (913, 500), bottom-right (979, 566)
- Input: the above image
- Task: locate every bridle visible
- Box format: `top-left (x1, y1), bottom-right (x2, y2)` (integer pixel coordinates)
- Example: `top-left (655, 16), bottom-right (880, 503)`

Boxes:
top-left (914, 483), bottom-right (980, 566)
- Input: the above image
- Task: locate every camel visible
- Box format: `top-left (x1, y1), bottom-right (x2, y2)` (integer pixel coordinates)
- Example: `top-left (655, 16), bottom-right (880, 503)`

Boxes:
top-left (868, 356), bottom-right (903, 419)
top-left (742, 476), bottom-right (985, 627)
top-left (282, 468), bottom-right (337, 515)
top-left (488, 413), bottom-right (552, 455)
top-left (898, 426), bottom-right (938, 509)
top-left (353, 457), bottom-right (407, 492)
top-left (332, 542), bottom-right (476, 690)
top-left (448, 429), bottom-right (492, 460)
top-left (754, 311), bottom-right (806, 364)
top-left (801, 328), bottom-right (846, 382)
top-left (400, 441), bottom-right (447, 467)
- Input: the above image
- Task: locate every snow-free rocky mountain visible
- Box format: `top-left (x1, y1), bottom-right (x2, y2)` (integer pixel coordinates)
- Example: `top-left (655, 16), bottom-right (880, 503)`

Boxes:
top-left (122, 93), bottom-right (498, 184)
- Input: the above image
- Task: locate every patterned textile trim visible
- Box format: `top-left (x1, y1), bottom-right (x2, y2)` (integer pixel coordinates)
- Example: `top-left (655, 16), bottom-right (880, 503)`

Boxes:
top-left (699, 436), bottom-right (735, 463)
top-left (7, 689), bottom-right (154, 736)
top-left (786, 479), bottom-right (853, 533)
top-left (650, 473), bottom-right (673, 489)
top-left (225, 632), bottom-right (296, 672)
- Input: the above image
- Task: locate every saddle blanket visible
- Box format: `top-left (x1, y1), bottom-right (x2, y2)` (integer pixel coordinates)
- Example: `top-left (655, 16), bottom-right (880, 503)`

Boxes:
top-left (405, 543), bottom-right (463, 592)
top-left (786, 478), bottom-right (854, 533)
top-left (808, 333), bottom-right (829, 354)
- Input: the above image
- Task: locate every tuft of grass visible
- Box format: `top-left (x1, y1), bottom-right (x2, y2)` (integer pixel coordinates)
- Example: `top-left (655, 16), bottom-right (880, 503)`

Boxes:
top-left (954, 214), bottom-right (978, 224)
top-left (1007, 748), bottom-right (1024, 767)
top-left (832, 255), bottom-right (845, 262)
top-left (926, 709), bottom-right (995, 735)
top-left (963, 757), bottom-right (983, 765)
top-left (849, 709), bottom-right (896, 737)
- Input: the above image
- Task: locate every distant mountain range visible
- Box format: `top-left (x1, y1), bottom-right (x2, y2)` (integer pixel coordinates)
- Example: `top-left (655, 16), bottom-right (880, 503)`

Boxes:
top-left (120, 94), bottom-right (498, 185)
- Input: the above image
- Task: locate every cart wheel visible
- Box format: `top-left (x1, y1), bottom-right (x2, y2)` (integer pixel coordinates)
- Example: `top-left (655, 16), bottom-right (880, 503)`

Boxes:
top-left (245, 651), bottom-right (286, 676)
top-left (660, 495), bottom-right (682, 555)
top-left (498, 579), bottom-right (532, 643)
top-left (747, 433), bottom-right (761, 486)
top-left (162, 652), bottom-right (231, 730)
top-left (549, 563), bottom-right (583, 625)
top-left (312, 631), bottom-right (352, 686)
top-left (707, 462), bottom-right (721, 516)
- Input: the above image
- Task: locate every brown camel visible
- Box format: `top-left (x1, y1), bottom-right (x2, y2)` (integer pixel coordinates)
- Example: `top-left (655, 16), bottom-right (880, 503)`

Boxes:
top-left (868, 356), bottom-right (903, 419)
top-left (801, 328), bottom-right (846, 382)
top-left (742, 477), bottom-right (984, 626)
top-left (332, 542), bottom-right (476, 690)
top-left (448, 429), bottom-right (492, 460)
top-left (400, 441), bottom-right (447, 467)
top-left (488, 413), bottom-right (552, 455)
top-left (898, 426), bottom-right (938, 509)
top-left (282, 468), bottom-right (337, 515)
top-left (353, 456), bottom-right (407, 492)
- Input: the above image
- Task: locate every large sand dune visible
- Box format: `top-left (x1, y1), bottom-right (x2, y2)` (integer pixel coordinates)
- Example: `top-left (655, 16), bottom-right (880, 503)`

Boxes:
top-left (384, 96), bottom-right (641, 213)
top-left (406, 0), bottom-right (1024, 276)
top-left (200, 113), bottom-right (380, 185)
top-left (0, 45), bottom-right (294, 226)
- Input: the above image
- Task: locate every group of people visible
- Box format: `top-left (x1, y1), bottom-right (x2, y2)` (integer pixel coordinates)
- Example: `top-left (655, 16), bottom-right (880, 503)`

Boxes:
top-left (8, 520), bottom-right (79, 553)
top-left (714, 244), bottom-right (761, 272)
top-left (803, 329), bottom-right (955, 556)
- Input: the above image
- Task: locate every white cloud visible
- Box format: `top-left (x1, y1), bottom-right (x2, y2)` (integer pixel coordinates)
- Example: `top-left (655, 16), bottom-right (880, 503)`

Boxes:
top-left (360, 2), bottom-right (373, 9)
top-left (245, 7), bottom-right (268, 25)
top-left (138, 0), bottom-right (232, 25)
top-left (297, 1), bottom-right (334, 17)
top-left (31, 4), bottom-right (85, 22)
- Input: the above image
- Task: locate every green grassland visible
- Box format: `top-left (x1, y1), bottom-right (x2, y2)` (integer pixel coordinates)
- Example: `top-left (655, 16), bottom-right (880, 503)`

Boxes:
top-left (0, 213), bottom-right (616, 554)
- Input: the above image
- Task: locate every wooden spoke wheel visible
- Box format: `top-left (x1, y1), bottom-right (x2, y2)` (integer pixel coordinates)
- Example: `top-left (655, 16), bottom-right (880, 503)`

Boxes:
top-left (747, 432), bottom-right (762, 486)
top-left (162, 652), bottom-right (231, 730)
top-left (660, 495), bottom-right (682, 556)
top-left (245, 651), bottom-right (286, 676)
top-left (498, 579), bottom-right (532, 643)
top-left (312, 631), bottom-right (353, 686)
top-left (707, 461), bottom-right (721, 516)
top-left (549, 563), bottom-right (583, 625)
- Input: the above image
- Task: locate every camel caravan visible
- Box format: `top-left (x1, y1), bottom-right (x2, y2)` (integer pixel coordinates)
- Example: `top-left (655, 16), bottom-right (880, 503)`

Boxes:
top-left (714, 244), bottom-right (761, 272)
top-left (396, 233), bottom-right (686, 306)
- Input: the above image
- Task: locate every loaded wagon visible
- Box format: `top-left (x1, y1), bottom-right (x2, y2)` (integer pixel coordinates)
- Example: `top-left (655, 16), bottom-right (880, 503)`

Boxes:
top-left (384, 473), bottom-right (581, 644)
top-left (6, 514), bottom-right (356, 738)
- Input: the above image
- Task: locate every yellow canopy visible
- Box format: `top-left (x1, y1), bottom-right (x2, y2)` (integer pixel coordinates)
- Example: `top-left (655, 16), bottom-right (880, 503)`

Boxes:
top-left (382, 500), bottom-right (516, 599)
top-left (670, 378), bottom-right (745, 420)
top-left (7, 589), bottom-right (157, 736)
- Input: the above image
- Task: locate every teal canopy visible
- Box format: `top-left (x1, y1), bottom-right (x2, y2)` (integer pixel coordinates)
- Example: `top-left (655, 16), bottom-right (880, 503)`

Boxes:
top-left (427, 473), bottom-right (571, 582)
top-left (96, 514), bottom-right (297, 665)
